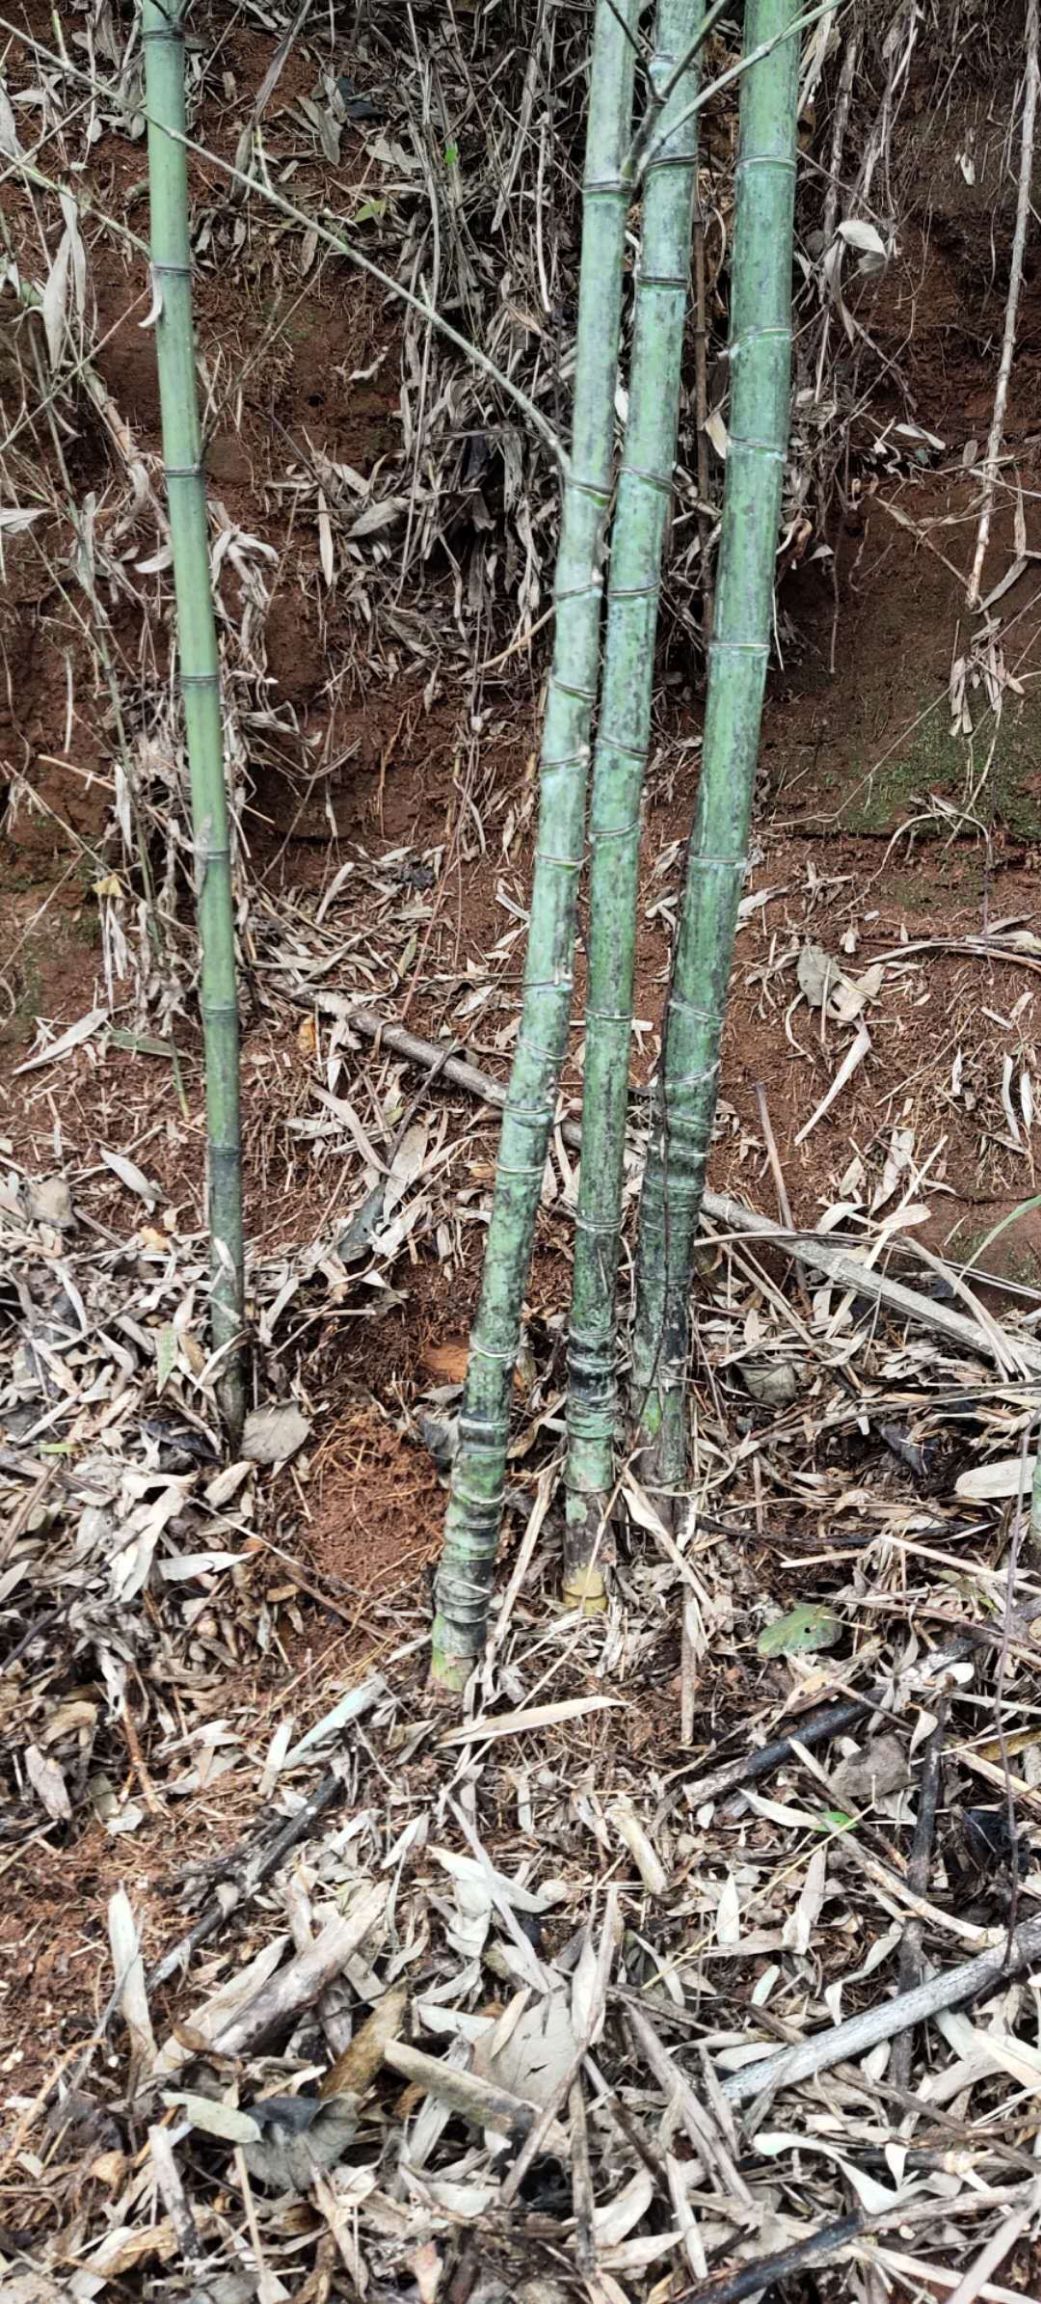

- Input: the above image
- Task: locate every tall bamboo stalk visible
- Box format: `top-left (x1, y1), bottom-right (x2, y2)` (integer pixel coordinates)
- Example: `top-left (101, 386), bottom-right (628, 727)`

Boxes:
top-left (431, 0), bottom-right (640, 1688)
top-left (143, 0), bottom-right (245, 1439)
top-left (631, 0), bottom-right (800, 1502)
top-left (563, 0), bottom-right (704, 1609)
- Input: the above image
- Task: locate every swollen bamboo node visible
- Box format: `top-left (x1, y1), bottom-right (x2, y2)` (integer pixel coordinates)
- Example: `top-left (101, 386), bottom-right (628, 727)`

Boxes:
top-left (630, 0), bottom-right (801, 1511)
top-left (430, 0), bottom-right (641, 1689)
top-left (142, 0), bottom-right (246, 1443)
top-left (563, 0), bottom-right (705, 1608)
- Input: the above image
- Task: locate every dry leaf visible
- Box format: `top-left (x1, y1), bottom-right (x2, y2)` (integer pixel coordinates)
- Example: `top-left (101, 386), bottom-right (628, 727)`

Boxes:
top-left (320, 1983), bottom-right (410, 2098)
top-left (242, 1401), bottom-right (312, 1464)
top-left (24, 1742), bottom-right (72, 1821)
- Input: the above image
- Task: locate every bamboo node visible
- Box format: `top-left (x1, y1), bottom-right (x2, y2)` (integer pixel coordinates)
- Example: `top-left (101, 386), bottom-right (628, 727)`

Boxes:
top-left (724, 436), bottom-right (786, 458)
top-left (736, 153), bottom-right (798, 174)
top-left (620, 462), bottom-right (674, 494)
top-left (567, 476), bottom-right (612, 505)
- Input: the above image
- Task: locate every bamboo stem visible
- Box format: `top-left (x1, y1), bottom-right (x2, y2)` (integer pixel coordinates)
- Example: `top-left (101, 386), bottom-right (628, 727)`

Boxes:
top-left (563, 0), bottom-right (704, 1610)
top-left (631, 0), bottom-right (800, 1504)
top-left (315, 1003), bottom-right (1041, 1378)
top-left (966, 0), bottom-right (1040, 609)
top-left (693, 191), bottom-right (714, 637)
top-left (430, 0), bottom-right (640, 1686)
top-left (142, 1), bottom-right (245, 1440)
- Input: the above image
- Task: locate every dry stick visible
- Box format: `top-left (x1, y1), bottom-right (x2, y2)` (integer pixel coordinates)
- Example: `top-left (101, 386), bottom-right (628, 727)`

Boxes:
top-left (721, 1909), bottom-right (1041, 2106)
top-left (945, 2178), bottom-right (1041, 2304)
top-left (889, 1694), bottom-right (948, 2094)
top-left (148, 2124), bottom-right (203, 2271)
top-left (966, 0), bottom-right (1040, 608)
top-left (679, 2184), bottom-right (1040, 2304)
top-left (627, 2005), bottom-right (752, 2201)
top-left (677, 2212), bottom-right (862, 2304)
top-left (146, 1765), bottom-right (348, 1990)
top-left (320, 1002), bottom-right (1041, 1377)
top-left (569, 2074), bottom-right (596, 2275)
top-left (383, 2039), bottom-right (555, 2141)
top-left (211, 1883), bottom-right (386, 2060)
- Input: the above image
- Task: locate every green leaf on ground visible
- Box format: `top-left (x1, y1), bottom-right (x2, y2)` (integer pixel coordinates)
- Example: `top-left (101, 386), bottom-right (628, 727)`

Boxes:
top-left (757, 1603), bottom-right (843, 1658)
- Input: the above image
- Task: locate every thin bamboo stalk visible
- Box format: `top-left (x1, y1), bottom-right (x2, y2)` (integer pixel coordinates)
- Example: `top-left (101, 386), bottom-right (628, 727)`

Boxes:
top-left (966, 0), bottom-right (1039, 608)
top-left (631, 0), bottom-right (800, 1502)
top-left (563, 0), bottom-right (704, 1610)
top-left (430, 0), bottom-right (641, 1687)
top-left (142, 1), bottom-right (245, 1438)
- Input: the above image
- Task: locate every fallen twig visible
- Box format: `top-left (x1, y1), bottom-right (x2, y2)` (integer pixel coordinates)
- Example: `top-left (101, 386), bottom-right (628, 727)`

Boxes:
top-left (677, 2182), bottom-right (1041, 2304)
top-left (384, 2038), bottom-right (554, 2140)
top-left (667, 1690), bottom-right (875, 1801)
top-left (210, 1884), bottom-right (387, 2060)
top-left (569, 2074), bottom-right (596, 2274)
top-left (677, 2210), bottom-right (862, 2304)
top-left (722, 1911), bottom-right (1041, 2106)
top-left (147, 1766), bottom-right (349, 1990)
top-left (626, 2005), bottom-right (751, 2201)
top-left (946, 2177), bottom-right (1041, 2304)
top-left (891, 1696), bottom-right (948, 2092)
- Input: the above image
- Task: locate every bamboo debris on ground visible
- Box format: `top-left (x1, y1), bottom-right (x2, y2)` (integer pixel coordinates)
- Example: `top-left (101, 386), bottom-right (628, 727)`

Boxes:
top-left (207, 1885), bottom-right (387, 2061)
top-left (631, 0), bottom-right (802, 1506)
top-left (142, 0), bottom-right (245, 1439)
top-left (327, 1003), bottom-right (1041, 1377)
top-left (430, 0), bottom-right (641, 1688)
top-left (722, 1910), bottom-right (1041, 2105)
top-left (564, 0), bottom-right (704, 1611)
top-left (890, 1697), bottom-right (948, 2093)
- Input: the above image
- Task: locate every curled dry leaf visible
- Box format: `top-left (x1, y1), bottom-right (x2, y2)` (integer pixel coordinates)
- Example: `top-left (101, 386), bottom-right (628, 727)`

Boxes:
top-left (24, 1742), bottom-right (72, 1822)
top-left (241, 1400), bottom-right (312, 1464)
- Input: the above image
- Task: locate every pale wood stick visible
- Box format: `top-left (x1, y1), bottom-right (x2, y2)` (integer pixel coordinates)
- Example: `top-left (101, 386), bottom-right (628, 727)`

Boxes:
top-left (212, 1883), bottom-right (386, 2058)
top-left (384, 2038), bottom-right (554, 2140)
top-left (722, 1911), bottom-right (1041, 2105)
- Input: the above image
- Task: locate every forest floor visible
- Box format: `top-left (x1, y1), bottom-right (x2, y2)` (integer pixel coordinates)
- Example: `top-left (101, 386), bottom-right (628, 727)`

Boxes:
top-left (5, 3), bottom-right (1041, 2301)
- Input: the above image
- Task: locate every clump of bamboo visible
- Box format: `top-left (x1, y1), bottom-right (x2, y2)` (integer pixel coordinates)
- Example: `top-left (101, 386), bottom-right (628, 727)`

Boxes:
top-left (631, 0), bottom-right (800, 1504)
top-left (142, 1), bottom-right (245, 1439)
top-left (564, 0), bottom-right (704, 1609)
top-left (431, 0), bottom-right (640, 1688)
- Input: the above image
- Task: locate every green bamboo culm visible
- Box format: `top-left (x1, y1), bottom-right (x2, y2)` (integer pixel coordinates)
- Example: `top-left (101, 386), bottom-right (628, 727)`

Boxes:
top-left (142, 0), bottom-right (245, 1440)
top-left (630, 0), bottom-right (800, 1504)
top-left (564, 0), bottom-right (705, 1609)
top-left (431, 0), bottom-right (640, 1688)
